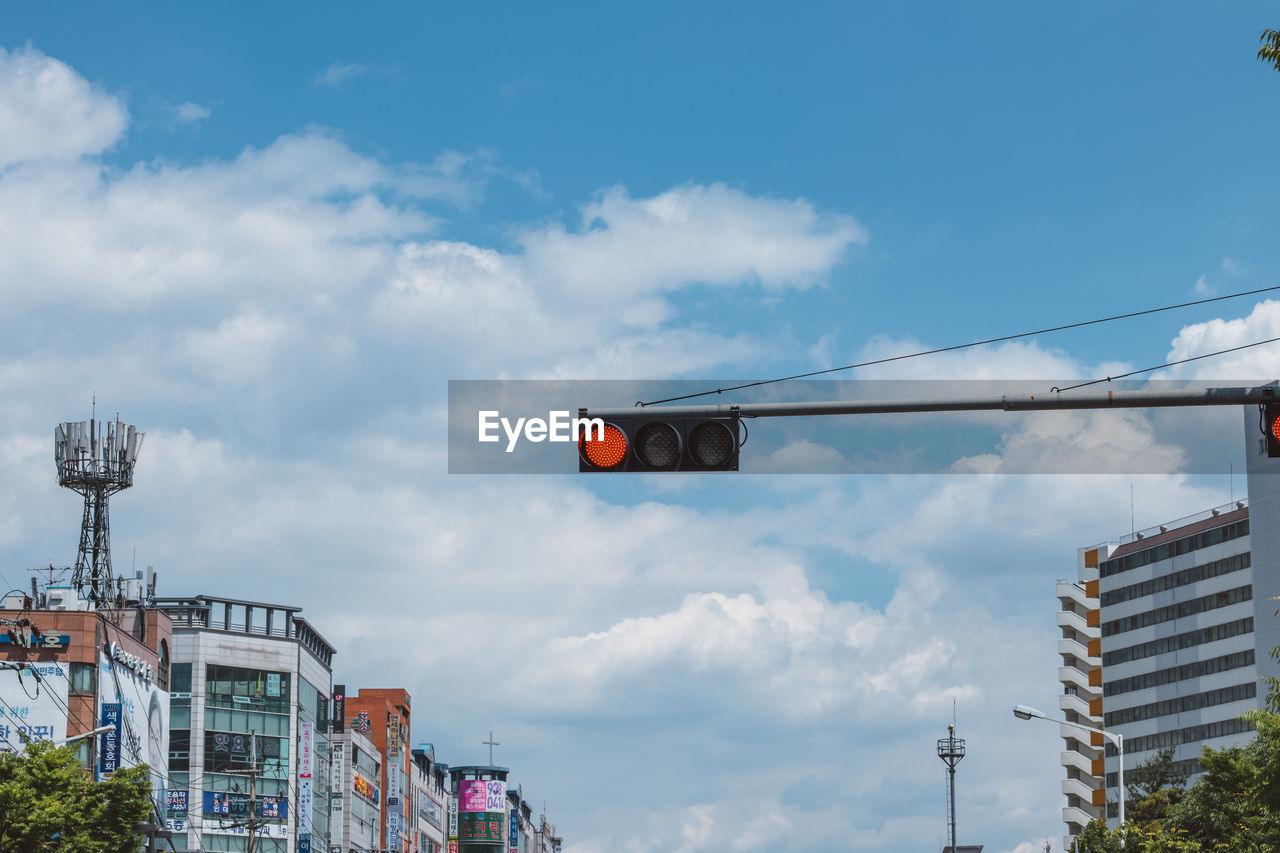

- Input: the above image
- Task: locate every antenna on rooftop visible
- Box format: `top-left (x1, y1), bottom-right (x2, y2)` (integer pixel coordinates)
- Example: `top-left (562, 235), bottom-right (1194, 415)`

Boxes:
top-left (54, 411), bottom-right (144, 609)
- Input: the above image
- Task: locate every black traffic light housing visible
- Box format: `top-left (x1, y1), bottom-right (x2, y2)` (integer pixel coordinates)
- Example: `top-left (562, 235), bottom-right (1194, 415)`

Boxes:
top-left (1264, 402), bottom-right (1280, 458)
top-left (578, 412), bottom-right (741, 472)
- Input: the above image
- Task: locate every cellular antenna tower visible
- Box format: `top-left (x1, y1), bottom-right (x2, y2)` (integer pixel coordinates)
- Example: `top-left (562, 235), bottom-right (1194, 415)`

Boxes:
top-left (54, 413), bottom-right (144, 609)
top-left (937, 722), bottom-right (965, 852)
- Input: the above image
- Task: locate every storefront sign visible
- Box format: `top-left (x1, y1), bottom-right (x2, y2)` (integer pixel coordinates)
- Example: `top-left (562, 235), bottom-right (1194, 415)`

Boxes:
top-left (299, 718), bottom-right (313, 838)
top-left (355, 772), bottom-right (378, 802)
top-left (449, 798), bottom-right (458, 840)
top-left (202, 820), bottom-right (288, 840)
top-left (0, 628), bottom-right (69, 649)
top-left (106, 641), bottom-right (154, 683)
top-left (167, 790), bottom-right (188, 814)
top-left (459, 812), bottom-right (505, 841)
top-left (97, 703), bottom-right (122, 779)
top-left (202, 791), bottom-right (287, 818)
top-left (511, 807), bottom-right (520, 850)
top-left (0, 663), bottom-right (68, 746)
top-left (332, 684), bottom-right (345, 733)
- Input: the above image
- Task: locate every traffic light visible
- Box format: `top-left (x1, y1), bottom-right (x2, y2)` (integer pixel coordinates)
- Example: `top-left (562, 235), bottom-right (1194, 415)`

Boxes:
top-left (578, 413), bottom-right (741, 472)
top-left (1265, 403), bottom-right (1280, 457)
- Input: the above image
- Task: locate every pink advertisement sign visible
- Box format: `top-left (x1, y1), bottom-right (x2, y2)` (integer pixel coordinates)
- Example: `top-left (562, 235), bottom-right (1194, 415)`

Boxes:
top-left (459, 780), bottom-right (489, 812)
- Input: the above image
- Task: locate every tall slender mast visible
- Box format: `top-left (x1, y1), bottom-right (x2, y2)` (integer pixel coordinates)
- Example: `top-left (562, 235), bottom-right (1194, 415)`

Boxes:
top-left (936, 723), bottom-right (966, 851)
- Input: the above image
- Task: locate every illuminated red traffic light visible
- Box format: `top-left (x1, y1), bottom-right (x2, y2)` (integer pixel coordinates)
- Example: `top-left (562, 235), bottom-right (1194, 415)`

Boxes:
top-left (1265, 403), bottom-right (1280, 458)
top-left (577, 414), bottom-right (739, 472)
top-left (580, 422), bottom-right (629, 469)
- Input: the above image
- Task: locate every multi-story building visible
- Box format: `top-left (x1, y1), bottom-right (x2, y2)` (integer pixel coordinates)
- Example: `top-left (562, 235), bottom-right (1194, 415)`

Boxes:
top-left (0, 578), bottom-right (173, 826)
top-left (448, 764), bottom-right (511, 853)
top-left (1061, 499), bottom-right (1260, 847)
top-left (330, 723), bottom-right (384, 852)
top-left (345, 688), bottom-right (414, 853)
top-left (506, 788), bottom-right (534, 853)
top-left (1056, 557), bottom-right (1104, 843)
top-left (156, 594), bottom-right (336, 853)
top-left (409, 743), bottom-right (449, 853)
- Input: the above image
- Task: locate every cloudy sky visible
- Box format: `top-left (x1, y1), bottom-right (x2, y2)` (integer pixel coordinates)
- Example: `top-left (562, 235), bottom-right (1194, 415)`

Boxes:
top-left (1, 4), bottom-right (1279, 852)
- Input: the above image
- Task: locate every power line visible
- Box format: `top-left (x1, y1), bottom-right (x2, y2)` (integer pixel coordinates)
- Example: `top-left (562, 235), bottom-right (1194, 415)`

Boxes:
top-left (1052, 336), bottom-right (1280, 392)
top-left (638, 284), bottom-right (1280, 406)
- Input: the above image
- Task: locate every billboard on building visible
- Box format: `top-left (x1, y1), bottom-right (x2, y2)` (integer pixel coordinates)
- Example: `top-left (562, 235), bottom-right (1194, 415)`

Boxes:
top-left (459, 778), bottom-right (506, 812)
top-left (0, 662), bottom-right (68, 747)
top-left (332, 684), bottom-right (345, 734)
top-left (96, 645), bottom-right (168, 804)
top-left (459, 812), bottom-right (505, 841)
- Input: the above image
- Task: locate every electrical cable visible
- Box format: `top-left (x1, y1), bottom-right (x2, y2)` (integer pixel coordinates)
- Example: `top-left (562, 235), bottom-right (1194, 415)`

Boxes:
top-left (1051, 336), bottom-right (1280, 393)
top-left (637, 284), bottom-right (1280, 406)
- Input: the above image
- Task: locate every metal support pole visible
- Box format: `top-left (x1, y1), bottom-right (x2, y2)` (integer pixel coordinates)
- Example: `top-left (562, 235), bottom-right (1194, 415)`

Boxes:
top-left (584, 383), bottom-right (1278, 421)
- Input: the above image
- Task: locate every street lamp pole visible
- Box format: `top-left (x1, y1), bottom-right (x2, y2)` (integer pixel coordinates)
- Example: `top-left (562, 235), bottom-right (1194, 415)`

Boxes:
top-left (1012, 704), bottom-right (1125, 828)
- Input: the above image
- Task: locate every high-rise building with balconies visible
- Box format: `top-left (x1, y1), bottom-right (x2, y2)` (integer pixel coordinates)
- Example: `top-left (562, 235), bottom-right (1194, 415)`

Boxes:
top-left (1057, 552), bottom-right (1105, 846)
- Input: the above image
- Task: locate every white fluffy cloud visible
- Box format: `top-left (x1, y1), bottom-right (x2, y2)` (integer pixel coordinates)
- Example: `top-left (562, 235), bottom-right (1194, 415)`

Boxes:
top-left (0, 46), bottom-right (127, 166)
top-left (1167, 298), bottom-right (1280, 379)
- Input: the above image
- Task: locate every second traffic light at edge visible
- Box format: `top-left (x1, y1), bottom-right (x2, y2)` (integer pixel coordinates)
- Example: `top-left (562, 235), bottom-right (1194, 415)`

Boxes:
top-left (579, 413), bottom-right (741, 472)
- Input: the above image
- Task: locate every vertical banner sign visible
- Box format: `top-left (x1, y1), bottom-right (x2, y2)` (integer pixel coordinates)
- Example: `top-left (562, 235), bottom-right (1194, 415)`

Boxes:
top-left (386, 765), bottom-right (400, 850)
top-left (510, 807), bottom-right (520, 853)
top-left (332, 684), bottom-right (345, 734)
top-left (97, 703), bottom-right (122, 780)
top-left (330, 742), bottom-right (345, 818)
top-left (449, 797), bottom-right (458, 841)
top-left (388, 715), bottom-right (401, 754)
top-left (299, 719), bottom-right (314, 851)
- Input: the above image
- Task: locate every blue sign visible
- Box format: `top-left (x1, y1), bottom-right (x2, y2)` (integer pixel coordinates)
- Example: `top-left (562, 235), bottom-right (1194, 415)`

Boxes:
top-left (298, 833), bottom-right (311, 853)
top-left (97, 704), bottom-right (121, 780)
top-left (167, 790), bottom-right (188, 814)
top-left (202, 791), bottom-right (287, 818)
top-left (511, 808), bottom-right (520, 848)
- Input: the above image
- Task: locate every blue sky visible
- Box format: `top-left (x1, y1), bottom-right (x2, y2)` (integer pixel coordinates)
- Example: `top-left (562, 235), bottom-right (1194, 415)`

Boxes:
top-left (1, 4), bottom-right (1279, 852)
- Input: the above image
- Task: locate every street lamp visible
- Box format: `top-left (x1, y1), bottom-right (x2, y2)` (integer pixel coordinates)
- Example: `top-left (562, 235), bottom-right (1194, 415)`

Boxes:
top-left (52, 724), bottom-right (115, 747)
top-left (1012, 704), bottom-right (1125, 827)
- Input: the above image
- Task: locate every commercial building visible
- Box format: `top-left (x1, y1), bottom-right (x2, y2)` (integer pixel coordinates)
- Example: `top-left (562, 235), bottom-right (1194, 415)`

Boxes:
top-left (344, 688), bottom-right (414, 853)
top-left (0, 578), bottom-right (173, 826)
top-left (156, 594), bottom-right (337, 853)
top-left (409, 743), bottom-right (450, 853)
top-left (329, 723), bottom-right (384, 852)
top-left (448, 765), bottom-right (511, 852)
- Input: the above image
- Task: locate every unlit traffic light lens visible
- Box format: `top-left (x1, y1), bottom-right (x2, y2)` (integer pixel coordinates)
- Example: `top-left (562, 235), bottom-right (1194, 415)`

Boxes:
top-left (689, 421), bottom-right (735, 468)
top-left (634, 422), bottom-right (681, 469)
top-left (580, 423), bottom-right (629, 469)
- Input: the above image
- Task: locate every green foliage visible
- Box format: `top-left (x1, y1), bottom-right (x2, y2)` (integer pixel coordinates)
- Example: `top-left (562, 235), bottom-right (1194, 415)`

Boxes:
top-left (1125, 747), bottom-right (1189, 832)
top-left (0, 740), bottom-right (152, 853)
top-left (1260, 28), bottom-right (1280, 72)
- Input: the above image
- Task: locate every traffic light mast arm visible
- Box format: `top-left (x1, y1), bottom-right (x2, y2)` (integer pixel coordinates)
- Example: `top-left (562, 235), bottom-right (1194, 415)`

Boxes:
top-left (583, 383), bottom-right (1278, 421)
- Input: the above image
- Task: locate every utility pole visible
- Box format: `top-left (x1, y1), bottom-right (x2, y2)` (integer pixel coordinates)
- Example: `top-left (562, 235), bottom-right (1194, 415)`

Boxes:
top-left (222, 731), bottom-right (265, 853)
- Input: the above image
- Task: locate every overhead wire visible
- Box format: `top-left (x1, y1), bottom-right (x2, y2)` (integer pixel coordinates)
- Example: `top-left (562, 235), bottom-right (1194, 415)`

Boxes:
top-left (1052, 336), bottom-right (1280, 392)
top-left (637, 284), bottom-right (1280, 406)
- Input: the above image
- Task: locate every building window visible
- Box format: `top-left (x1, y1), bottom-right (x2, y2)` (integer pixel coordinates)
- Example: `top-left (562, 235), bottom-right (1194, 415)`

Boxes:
top-left (157, 640), bottom-right (170, 692)
top-left (205, 665), bottom-right (290, 714)
top-left (171, 662), bottom-right (192, 694)
top-left (169, 730), bottom-right (190, 772)
top-left (69, 662), bottom-right (95, 696)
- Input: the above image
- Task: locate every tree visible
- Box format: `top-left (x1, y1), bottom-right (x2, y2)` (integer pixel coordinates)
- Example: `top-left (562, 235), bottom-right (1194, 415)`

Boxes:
top-left (0, 740), bottom-right (152, 852)
top-left (1126, 748), bottom-right (1190, 831)
top-left (1261, 29), bottom-right (1280, 72)
top-left (1164, 709), bottom-right (1280, 851)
